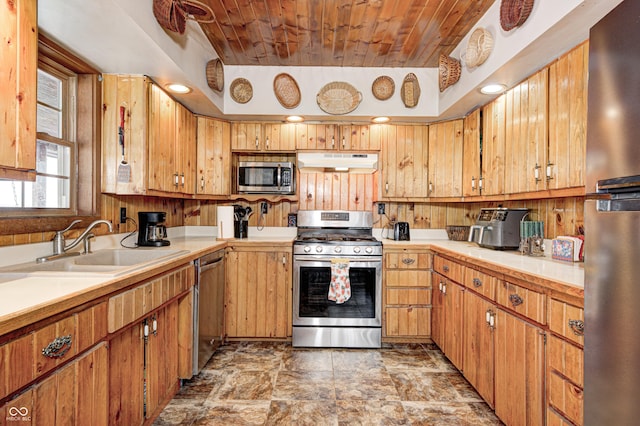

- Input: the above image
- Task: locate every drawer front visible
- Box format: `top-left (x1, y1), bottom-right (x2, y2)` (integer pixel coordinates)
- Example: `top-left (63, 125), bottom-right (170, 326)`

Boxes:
top-left (385, 269), bottom-right (431, 288)
top-left (497, 281), bottom-right (546, 324)
top-left (463, 267), bottom-right (498, 301)
top-left (548, 370), bottom-right (584, 426)
top-left (548, 335), bottom-right (583, 387)
top-left (549, 298), bottom-right (584, 347)
top-left (547, 407), bottom-right (575, 426)
top-left (385, 252), bottom-right (431, 270)
top-left (433, 255), bottom-right (464, 283)
top-left (386, 288), bottom-right (431, 305)
top-left (385, 306), bottom-right (431, 337)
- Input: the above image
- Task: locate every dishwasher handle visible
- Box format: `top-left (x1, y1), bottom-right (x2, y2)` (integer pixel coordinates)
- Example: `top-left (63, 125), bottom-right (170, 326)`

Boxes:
top-left (198, 251), bottom-right (224, 271)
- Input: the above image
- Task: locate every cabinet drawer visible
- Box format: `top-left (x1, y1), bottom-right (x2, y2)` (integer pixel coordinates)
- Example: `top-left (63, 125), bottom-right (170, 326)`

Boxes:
top-left (433, 255), bottom-right (463, 283)
top-left (548, 370), bottom-right (583, 426)
top-left (386, 288), bottom-right (431, 305)
top-left (385, 252), bottom-right (431, 269)
top-left (547, 407), bottom-right (575, 426)
top-left (463, 267), bottom-right (498, 300)
top-left (497, 281), bottom-right (546, 324)
top-left (548, 298), bottom-right (584, 347)
top-left (385, 307), bottom-right (431, 337)
top-left (385, 269), bottom-right (431, 288)
top-left (548, 335), bottom-right (583, 387)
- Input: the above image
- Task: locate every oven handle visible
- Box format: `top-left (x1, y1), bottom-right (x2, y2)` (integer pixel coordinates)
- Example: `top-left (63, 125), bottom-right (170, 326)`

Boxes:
top-left (294, 255), bottom-right (383, 263)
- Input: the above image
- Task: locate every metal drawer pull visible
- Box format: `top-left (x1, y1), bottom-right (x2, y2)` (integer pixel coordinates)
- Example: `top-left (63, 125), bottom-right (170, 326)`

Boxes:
top-left (473, 278), bottom-right (482, 287)
top-left (509, 294), bottom-right (524, 307)
top-left (568, 319), bottom-right (585, 336)
top-left (402, 258), bottom-right (416, 265)
top-left (42, 335), bottom-right (72, 358)
top-left (443, 265), bottom-right (450, 273)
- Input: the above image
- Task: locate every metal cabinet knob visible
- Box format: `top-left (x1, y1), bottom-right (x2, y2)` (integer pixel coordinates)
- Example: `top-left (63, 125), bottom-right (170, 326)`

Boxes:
top-left (42, 335), bottom-right (73, 358)
top-left (568, 319), bottom-right (584, 336)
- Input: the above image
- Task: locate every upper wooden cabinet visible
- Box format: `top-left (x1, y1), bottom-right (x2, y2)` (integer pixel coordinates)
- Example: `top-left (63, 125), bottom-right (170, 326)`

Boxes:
top-left (0, 0), bottom-right (37, 180)
top-left (548, 41), bottom-right (588, 190)
top-left (196, 116), bottom-right (231, 196)
top-left (462, 108), bottom-right (482, 197)
top-left (231, 122), bottom-right (296, 152)
top-left (504, 68), bottom-right (549, 194)
top-left (428, 119), bottom-right (464, 198)
top-left (296, 123), bottom-right (381, 151)
top-left (381, 124), bottom-right (429, 199)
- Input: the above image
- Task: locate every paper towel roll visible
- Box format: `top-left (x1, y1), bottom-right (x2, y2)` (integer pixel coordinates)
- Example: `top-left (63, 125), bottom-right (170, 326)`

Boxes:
top-left (217, 206), bottom-right (235, 239)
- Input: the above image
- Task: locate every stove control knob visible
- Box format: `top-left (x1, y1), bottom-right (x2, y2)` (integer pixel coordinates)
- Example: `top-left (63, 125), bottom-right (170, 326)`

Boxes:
top-left (353, 247), bottom-right (361, 253)
top-left (315, 246), bottom-right (323, 253)
top-left (334, 246), bottom-right (342, 253)
top-left (303, 246), bottom-right (311, 253)
top-left (365, 247), bottom-right (373, 254)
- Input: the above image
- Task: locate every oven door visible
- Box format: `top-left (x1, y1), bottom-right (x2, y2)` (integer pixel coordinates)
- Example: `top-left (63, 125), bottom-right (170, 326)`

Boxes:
top-left (293, 255), bottom-right (382, 327)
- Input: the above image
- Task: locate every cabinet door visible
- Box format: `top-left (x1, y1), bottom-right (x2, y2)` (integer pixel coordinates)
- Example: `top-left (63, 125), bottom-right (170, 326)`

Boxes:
top-left (148, 84), bottom-right (177, 192)
top-left (196, 116), bottom-right (231, 195)
top-left (0, 0), bottom-right (37, 178)
top-left (494, 309), bottom-right (545, 426)
top-left (231, 122), bottom-right (264, 151)
top-left (340, 124), bottom-right (381, 151)
top-left (263, 123), bottom-right (297, 152)
top-left (381, 125), bottom-right (429, 198)
top-left (431, 272), bottom-right (445, 350)
top-left (101, 75), bottom-right (149, 194)
top-left (462, 108), bottom-right (481, 197)
top-left (504, 69), bottom-right (548, 194)
top-left (548, 41), bottom-right (588, 190)
top-left (109, 322), bottom-right (145, 426)
top-left (463, 290), bottom-right (495, 407)
top-left (443, 279), bottom-right (464, 370)
top-left (225, 248), bottom-right (291, 338)
top-left (295, 123), bottom-right (338, 150)
top-left (428, 119), bottom-right (463, 197)
top-left (175, 102), bottom-right (196, 194)
top-left (481, 95), bottom-right (507, 196)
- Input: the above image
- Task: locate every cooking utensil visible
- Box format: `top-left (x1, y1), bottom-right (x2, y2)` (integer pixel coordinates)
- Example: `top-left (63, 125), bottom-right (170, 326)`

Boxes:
top-left (116, 106), bottom-right (131, 182)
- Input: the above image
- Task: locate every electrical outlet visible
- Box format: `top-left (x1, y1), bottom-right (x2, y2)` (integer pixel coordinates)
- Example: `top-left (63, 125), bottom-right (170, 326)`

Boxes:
top-left (261, 202), bottom-right (268, 214)
top-left (377, 203), bottom-right (385, 215)
top-left (120, 207), bottom-right (127, 224)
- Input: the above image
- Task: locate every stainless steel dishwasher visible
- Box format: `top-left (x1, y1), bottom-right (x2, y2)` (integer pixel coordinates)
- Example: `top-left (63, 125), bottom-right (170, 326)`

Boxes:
top-left (193, 249), bottom-right (225, 375)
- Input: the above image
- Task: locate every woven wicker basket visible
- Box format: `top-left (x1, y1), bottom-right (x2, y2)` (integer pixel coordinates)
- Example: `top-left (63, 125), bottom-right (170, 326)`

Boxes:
top-left (446, 225), bottom-right (470, 241)
top-left (462, 28), bottom-right (493, 68)
top-left (400, 73), bottom-right (421, 108)
top-left (274, 73), bottom-right (301, 109)
top-left (439, 55), bottom-right (461, 92)
top-left (206, 59), bottom-right (224, 92)
top-left (181, 0), bottom-right (215, 23)
top-left (500, 0), bottom-right (535, 31)
top-left (230, 78), bottom-right (253, 104)
top-left (372, 76), bottom-right (395, 101)
top-left (316, 82), bottom-right (362, 115)
top-left (153, 0), bottom-right (186, 34)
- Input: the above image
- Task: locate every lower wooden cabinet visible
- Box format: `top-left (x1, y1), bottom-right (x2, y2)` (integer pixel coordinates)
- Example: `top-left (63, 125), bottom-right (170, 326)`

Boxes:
top-left (463, 290), bottom-right (495, 407)
top-left (431, 271), bottom-right (464, 370)
top-left (225, 245), bottom-right (292, 338)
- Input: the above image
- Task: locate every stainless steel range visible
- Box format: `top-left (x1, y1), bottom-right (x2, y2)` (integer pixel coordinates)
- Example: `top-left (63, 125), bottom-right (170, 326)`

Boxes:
top-left (292, 210), bottom-right (382, 348)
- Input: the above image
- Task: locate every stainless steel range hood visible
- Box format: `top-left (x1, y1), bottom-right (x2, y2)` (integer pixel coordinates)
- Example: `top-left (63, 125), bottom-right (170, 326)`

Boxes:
top-left (297, 152), bottom-right (378, 173)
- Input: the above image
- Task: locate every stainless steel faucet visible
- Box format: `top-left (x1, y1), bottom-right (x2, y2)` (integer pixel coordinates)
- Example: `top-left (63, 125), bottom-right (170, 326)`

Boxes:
top-left (37, 219), bottom-right (113, 263)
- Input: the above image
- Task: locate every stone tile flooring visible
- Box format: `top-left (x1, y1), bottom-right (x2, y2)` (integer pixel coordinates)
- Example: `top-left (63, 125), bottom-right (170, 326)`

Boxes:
top-left (154, 342), bottom-right (503, 425)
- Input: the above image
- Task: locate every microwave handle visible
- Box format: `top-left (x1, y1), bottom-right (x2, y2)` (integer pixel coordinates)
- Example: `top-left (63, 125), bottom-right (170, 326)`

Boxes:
top-left (277, 164), bottom-right (282, 189)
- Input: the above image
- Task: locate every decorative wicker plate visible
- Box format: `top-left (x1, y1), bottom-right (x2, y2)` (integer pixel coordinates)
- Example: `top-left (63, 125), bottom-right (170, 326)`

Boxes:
top-left (153, 0), bottom-right (186, 34)
top-left (500, 0), bottom-right (534, 32)
top-left (230, 78), bottom-right (253, 104)
top-left (316, 82), bottom-right (362, 115)
top-left (206, 58), bottom-right (224, 92)
top-left (180, 0), bottom-right (215, 23)
top-left (462, 28), bottom-right (493, 68)
top-left (273, 73), bottom-right (301, 108)
top-left (400, 73), bottom-right (421, 108)
top-left (372, 76), bottom-right (395, 101)
top-left (439, 55), bottom-right (461, 92)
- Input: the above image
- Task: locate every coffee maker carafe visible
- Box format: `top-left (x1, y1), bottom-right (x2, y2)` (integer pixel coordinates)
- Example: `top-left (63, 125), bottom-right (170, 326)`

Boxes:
top-left (138, 211), bottom-right (170, 247)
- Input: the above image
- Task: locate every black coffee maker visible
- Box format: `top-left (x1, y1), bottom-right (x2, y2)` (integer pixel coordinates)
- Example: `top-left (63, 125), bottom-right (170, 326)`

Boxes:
top-left (138, 211), bottom-right (170, 247)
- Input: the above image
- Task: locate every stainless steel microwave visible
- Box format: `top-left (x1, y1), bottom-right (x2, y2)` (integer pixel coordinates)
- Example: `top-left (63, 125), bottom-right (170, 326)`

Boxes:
top-left (237, 161), bottom-right (295, 194)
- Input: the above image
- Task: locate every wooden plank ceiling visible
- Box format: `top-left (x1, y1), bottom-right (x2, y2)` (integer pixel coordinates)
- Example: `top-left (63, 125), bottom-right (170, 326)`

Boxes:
top-left (197, 0), bottom-right (496, 67)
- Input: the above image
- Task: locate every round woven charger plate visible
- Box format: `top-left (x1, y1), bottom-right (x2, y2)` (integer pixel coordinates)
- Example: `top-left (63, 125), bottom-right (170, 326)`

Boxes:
top-left (273, 73), bottom-right (301, 108)
top-left (206, 58), bottom-right (224, 92)
top-left (230, 78), bottom-right (253, 104)
top-left (372, 76), bottom-right (395, 100)
top-left (316, 81), bottom-right (362, 115)
top-left (400, 73), bottom-right (421, 108)
top-left (500, 0), bottom-right (534, 31)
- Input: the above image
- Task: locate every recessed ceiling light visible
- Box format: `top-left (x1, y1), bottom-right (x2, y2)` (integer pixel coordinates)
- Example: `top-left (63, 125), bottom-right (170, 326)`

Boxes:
top-left (372, 116), bottom-right (390, 123)
top-left (480, 83), bottom-right (507, 95)
top-left (286, 115), bottom-right (304, 123)
top-left (166, 83), bottom-right (192, 94)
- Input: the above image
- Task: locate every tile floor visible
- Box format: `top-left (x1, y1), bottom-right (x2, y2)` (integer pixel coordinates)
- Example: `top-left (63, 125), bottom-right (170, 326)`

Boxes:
top-left (154, 342), bottom-right (503, 425)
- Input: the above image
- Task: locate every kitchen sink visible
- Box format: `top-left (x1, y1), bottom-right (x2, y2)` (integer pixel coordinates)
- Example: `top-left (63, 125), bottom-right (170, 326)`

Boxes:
top-left (0, 248), bottom-right (189, 276)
